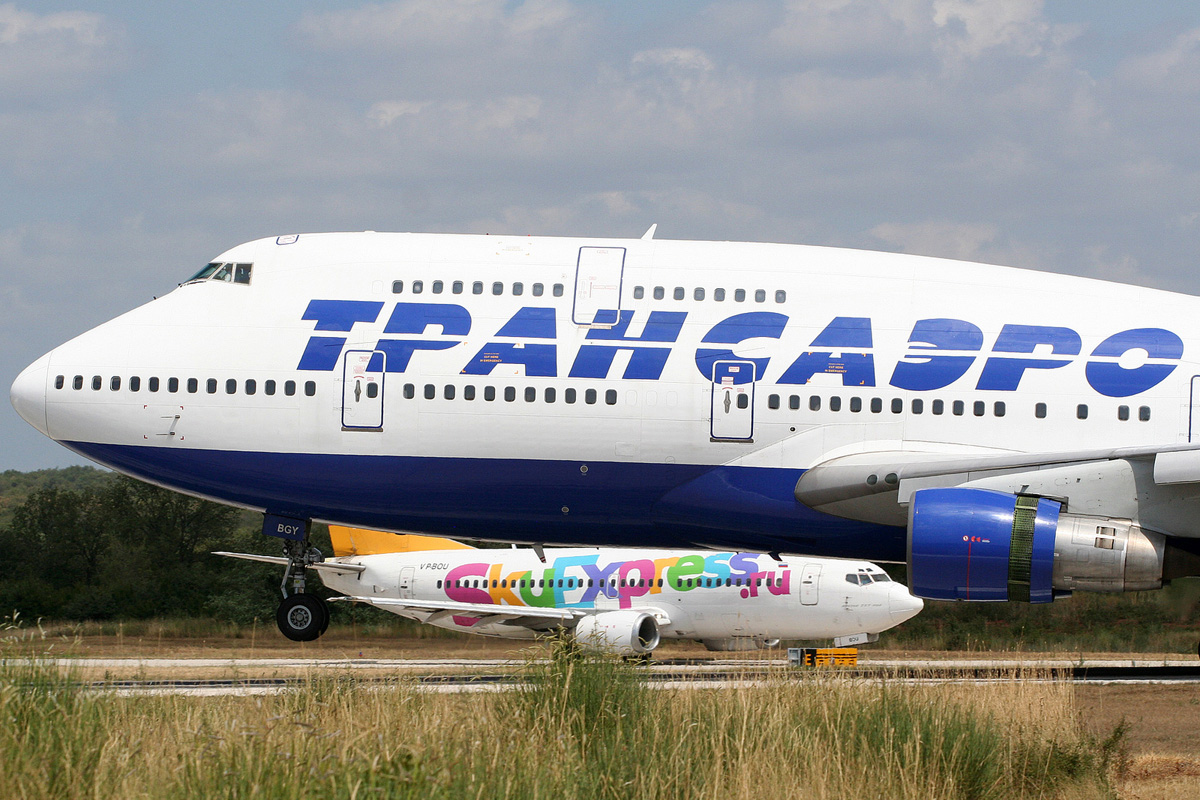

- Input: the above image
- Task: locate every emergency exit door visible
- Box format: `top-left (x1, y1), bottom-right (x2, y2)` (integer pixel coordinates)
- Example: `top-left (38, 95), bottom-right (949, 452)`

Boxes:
top-left (342, 350), bottom-right (385, 431)
top-left (800, 564), bottom-right (821, 606)
top-left (710, 360), bottom-right (755, 441)
top-left (573, 246), bottom-right (624, 327)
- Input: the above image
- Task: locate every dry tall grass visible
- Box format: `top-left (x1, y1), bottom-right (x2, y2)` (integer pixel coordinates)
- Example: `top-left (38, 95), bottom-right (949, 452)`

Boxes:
top-left (0, 649), bottom-right (1119, 800)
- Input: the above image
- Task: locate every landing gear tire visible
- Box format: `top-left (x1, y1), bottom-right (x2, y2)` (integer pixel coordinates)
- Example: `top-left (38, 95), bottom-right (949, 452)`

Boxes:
top-left (277, 593), bottom-right (328, 642)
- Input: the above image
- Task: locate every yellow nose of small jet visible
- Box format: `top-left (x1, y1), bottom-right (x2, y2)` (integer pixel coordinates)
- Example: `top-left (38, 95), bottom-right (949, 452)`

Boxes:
top-left (11, 352), bottom-right (50, 437)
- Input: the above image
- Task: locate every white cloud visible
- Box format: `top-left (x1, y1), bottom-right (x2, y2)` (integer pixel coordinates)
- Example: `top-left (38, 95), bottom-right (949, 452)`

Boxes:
top-left (0, 4), bottom-right (128, 98)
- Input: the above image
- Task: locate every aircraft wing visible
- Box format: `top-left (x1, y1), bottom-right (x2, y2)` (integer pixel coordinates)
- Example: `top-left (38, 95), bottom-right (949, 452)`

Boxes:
top-left (330, 595), bottom-right (585, 628)
top-left (212, 551), bottom-right (367, 574)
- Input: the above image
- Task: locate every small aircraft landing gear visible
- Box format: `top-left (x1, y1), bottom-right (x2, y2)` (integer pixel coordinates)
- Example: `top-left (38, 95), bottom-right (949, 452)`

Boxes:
top-left (276, 536), bottom-right (330, 642)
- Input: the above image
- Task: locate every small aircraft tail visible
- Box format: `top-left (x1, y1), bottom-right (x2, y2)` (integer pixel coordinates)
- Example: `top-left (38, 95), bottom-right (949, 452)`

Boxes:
top-left (327, 526), bottom-right (476, 557)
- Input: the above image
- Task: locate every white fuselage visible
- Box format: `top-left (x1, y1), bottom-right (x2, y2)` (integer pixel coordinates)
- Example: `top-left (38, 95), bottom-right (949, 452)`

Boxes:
top-left (319, 547), bottom-right (922, 643)
top-left (11, 232), bottom-right (1200, 562)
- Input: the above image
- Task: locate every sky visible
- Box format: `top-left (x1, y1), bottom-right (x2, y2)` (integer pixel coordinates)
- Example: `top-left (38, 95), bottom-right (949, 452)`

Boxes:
top-left (4, 0), bottom-right (1200, 471)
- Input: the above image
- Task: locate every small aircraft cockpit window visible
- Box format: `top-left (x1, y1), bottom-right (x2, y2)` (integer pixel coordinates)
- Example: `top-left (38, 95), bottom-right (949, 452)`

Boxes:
top-left (188, 263), bottom-right (220, 282)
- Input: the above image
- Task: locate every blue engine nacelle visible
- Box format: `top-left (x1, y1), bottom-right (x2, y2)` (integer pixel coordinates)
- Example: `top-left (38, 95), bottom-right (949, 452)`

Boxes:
top-left (908, 487), bottom-right (1165, 603)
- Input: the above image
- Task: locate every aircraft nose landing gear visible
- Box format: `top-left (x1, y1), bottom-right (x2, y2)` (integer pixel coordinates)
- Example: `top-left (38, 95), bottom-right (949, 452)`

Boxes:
top-left (276, 536), bottom-right (330, 642)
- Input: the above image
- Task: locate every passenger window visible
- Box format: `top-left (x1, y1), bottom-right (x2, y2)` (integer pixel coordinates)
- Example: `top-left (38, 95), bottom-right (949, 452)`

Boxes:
top-left (304, 381), bottom-right (316, 397)
top-left (694, 288), bottom-right (705, 301)
top-left (504, 387), bottom-right (516, 402)
top-left (130, 376), bottom-right (141, 392)
top-left (533, 283), bottom-right (543, 296)
top-left (736, 393), bottom-right (748, 409)
top-left (653, 286), bottom-right (665, 300)
top-left (565, 388), bottom-right (577, 404)
top-left (891, 398), bottom-right (902, 413)
top-left (1140, 406), bottom-right (1151, 421)
top-left (207, 379), bottom-right (217, 394)
top-left (606, 389), bottom-right (618, 405)
top-left (187, 378), bottom-right (198, 393)
top-left (284, 380), bottom-right (296, 396)
top-left (493, 282), bottom-right (503, 296)
top-left (432, 280), bottom-right (443, 294)
top-left (233, 263), bottom-right (252, 285)
top-left (714, 288), bottom-right (725, 301)
top-left (226, 379), bottom-right (236, 394)
top-left (464, 385), bottom-right (476, 401)
top-left (585, 389), bottom-right (597, 404)
top-left (775, 290), bottom-right (786, 303)
top-left (513, 282), bottom-right (524, 296)
top-left (73, 375), bottom-right (83, 390)
top-left (755, 289), bottom-right (766, 303)
top-left (931, 399), bottom-right (943, 414)
top-left (445, 385), bottom-right (455, 400)
top-left (92, 376), bottom-right (102, 390)
top-left (911, 398), bottom-right (923, 414)
top-left (553, 284), bottom-right (564, 297)
top-left (952, 400), bottom-right (964, 416)
top-left (169, 377), bottom-right (179, 393)
top-left (424, 384), bottom-right (435, 400)
top-left (1118, 405), bottom-right (1129, 421)
top-left (525, 387), bottom-right (536, 402)
top-left (545, 387), bottom-right (556, 403)
top-left (973, 400), bottom-right (984, 416)
top-left (634, 286), bottom-right (644, 299)
top-left (453, 281), bottom-right (463, 294)
top-left (994, 401), bottom-right (1005, 417)
top-left (768, 394), bottom-right (780, 409)
top-left (806, 395), bottom-right (817, 411)
top-left (392, 281), bottom-right (403, 293)
top-left (870, 397), bottom-right (882, 413)
top-left (1077, 404), bottom-right (1088, 420)
top-left (244, 379), bottom-right (255, 395)
top-left (265, 379), bottom-right (275, 395)
top-left (830, 396), bottom-right (841, 412)
top-left (850, 397), bottom-right (862, 413)
top-left (110, 376), bottom-right (121, 391)
top-left (413, 280), bottom-right (423, 294)
top-left (734, 288), bottom-right (746, 302)
top-left (673, 287), bottom-right (684, 300)
top-left (484, 386), bottom-right (496, 401)
top-left (149, 377), bottom-right (160, 392)
top-left (367, 383), bottom-right (379, 399)
top-left (473, 281), bottom-right (483, 295)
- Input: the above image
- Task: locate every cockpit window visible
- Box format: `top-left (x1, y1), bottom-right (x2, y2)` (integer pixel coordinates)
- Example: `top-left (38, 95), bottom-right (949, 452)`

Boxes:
top-left (187, 263), bottom-right (220, 282)
top-left (184, 262), bottom-right (253, 286)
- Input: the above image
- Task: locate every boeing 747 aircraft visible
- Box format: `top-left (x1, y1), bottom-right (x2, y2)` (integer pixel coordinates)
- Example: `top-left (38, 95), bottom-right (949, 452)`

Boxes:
top-left (11, 230), bottom-right (1200, 631)
top-left (218, 526), bottom-right (923, 649)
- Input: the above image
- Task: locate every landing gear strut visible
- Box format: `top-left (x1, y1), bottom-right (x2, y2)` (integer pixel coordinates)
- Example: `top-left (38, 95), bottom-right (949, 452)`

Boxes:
top-left (275, 536), bottom-right (330, 642)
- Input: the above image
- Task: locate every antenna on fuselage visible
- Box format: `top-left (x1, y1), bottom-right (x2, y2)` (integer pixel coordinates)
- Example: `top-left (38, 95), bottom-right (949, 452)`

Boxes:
top-left (641, 224), bottom-right (657, 240)
top-left (533, 543), bottom-right (547, 563)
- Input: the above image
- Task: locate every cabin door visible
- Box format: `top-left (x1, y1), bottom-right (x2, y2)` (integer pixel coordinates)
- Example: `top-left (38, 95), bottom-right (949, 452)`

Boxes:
top-left (341, 350), bottom-right (385, 431)
top-left (398, 567), bottom-right (415, 599)
top-left (710, 360), bottom-right (755, 441)
top-left (1190, 375), bottom-right (1200, 442)
top-left (800, 564), bottom-right (821, 606)
top-left (572, 246), bottom-right (624, 327)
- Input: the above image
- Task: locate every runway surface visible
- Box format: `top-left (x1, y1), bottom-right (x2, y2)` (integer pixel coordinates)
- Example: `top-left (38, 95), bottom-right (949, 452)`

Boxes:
top-left (14, 656), bottom-right (1200, 696)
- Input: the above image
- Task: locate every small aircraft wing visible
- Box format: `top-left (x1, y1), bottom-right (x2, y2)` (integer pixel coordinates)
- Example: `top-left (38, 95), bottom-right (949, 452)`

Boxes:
top-left (330, 595), bottom-right (585, 628)
top-left (212, 551), bottom-right (367, 574)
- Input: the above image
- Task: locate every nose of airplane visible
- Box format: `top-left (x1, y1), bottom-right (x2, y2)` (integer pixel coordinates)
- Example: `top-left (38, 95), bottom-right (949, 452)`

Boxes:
top-left (888, 584), bottom-right (924, 624)
top-left (11, 352), bottom-right (50, 437)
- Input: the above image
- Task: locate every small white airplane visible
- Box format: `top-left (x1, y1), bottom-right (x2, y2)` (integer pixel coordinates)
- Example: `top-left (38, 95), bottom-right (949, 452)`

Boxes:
top-left (218, 526), bottom-right (923, 653)
top-left (13, 229), bottom-right (1200, 633)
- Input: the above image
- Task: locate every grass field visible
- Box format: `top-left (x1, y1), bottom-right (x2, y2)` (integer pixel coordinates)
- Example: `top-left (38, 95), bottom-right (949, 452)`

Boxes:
top-left (0, 644), bottom-right (1122, 800)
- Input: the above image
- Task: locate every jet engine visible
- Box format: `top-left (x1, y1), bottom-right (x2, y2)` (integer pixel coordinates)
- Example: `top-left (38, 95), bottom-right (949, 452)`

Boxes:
top-left (574, 611), bottom-right (661, 655)
top-left (908, 487), bottom-right (1165, 603)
